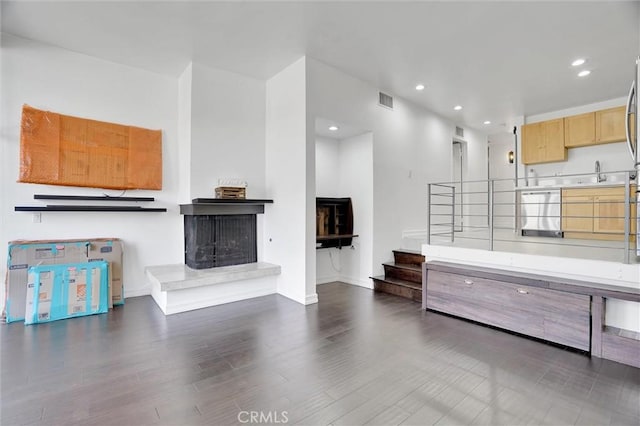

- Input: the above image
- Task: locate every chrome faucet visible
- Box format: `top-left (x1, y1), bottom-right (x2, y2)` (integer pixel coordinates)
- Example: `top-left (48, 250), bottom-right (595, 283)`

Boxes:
top-left (595, 160), bottom-right (606, 183)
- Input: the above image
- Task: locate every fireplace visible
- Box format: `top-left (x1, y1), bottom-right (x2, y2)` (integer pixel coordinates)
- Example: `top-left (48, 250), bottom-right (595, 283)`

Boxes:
top-left (180, 199), bottom-right (273, 270)
top-left (184, 215), bottom-right (256, 269)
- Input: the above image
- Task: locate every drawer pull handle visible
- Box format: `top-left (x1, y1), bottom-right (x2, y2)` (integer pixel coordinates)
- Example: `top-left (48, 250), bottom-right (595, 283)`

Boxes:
top-left (516, 289), bottom-right (529, 295)
top-left (464, 279), bottom-right (474, 285)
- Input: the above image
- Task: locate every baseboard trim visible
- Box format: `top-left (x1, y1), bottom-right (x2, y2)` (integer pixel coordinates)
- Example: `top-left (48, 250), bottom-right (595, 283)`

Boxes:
top-left (305, 293), bottom-right (319, 305)
top-left (125, 286), bottom-right (152, 298)
top-left (316, 275), bottom-right (340, 285)
top-left (317, 274), bottom-right (373, 289)
top-left (337, 276), bottom-right (373, 289)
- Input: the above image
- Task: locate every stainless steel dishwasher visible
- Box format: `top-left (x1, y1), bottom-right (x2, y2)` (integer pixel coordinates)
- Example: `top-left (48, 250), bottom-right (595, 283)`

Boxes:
top-left (520, 189), bottom-right (563, 237)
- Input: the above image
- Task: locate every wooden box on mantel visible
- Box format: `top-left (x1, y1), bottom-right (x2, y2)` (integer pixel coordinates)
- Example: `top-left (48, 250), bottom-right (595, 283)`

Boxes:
top-left (215, 186), bottom-right (246, 199)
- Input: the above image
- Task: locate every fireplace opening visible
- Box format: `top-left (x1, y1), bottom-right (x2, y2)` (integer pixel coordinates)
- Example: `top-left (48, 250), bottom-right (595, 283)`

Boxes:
top-left (184, 214), bottom-right (257, 269)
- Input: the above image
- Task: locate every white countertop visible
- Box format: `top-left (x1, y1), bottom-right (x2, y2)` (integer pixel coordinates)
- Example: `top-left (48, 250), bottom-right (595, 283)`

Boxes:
top-left (517, 182), bottom-right (629, 191)
top-left (516, 172), bottom-right (635, 191)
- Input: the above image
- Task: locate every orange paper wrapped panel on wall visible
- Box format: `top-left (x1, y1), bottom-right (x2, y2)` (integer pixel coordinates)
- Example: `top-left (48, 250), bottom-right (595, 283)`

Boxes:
top-left (19, 105), bottom-right (162, 190)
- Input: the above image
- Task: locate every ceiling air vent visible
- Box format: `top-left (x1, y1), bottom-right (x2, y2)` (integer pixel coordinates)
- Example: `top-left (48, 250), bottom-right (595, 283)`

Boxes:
top-left (379, 92), bottom-right (394, 109)
top-left (455, 126), bottom-right (464, 138)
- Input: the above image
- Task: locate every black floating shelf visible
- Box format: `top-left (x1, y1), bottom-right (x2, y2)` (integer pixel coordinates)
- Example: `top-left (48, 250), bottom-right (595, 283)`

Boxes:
top-left (191, 198), bottom-right (273, 204)
top-left (34, 194), bottom-right (155, 202)
top-left (316, 234), bottom-right (359, 241)
top-left (15, 205), bottom-right (167, 212)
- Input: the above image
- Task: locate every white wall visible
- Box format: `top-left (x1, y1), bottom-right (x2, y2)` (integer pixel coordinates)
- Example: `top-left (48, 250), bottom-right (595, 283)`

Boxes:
top-left (463, 127), bottom-right (490, 183)
top-left (489, 132), bottom-right (517, 229)
top-left (190, 62), bottom-right (266, 199)
top-left (177, 63), bottom-right (193, 204)
top-left (522, 97), bottom-right (633, 177)
top-left (0, 34), bottom-right (182, 306)
top-left (489, 132), bottom-right (516, 180)
top-left (307, 58), bottom-right (456, 275)
top-left (264, 57), bottom-right (317, 305)
top-left (336, 132), bottom-right (374, 287)
top-left (315, 137), bottom-right (340, 197)
top-left (458, 127), bottom-right (490, 229)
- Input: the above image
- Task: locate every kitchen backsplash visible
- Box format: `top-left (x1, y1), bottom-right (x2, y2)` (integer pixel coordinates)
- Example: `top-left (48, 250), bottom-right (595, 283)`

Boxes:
top-left (523, 141), bottom-right (634, 179)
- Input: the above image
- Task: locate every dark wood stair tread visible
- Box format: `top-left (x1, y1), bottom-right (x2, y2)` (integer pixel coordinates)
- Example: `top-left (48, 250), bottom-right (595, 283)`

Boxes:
top-left (392, 249), bottom-right (425, 268)
top-left (371, 275), bottom-right (422, 291)
top-left (382, 262), bottom-right (421, 271)
top-left (372, 250), bottom-right (425, 302)
top-left (392, 249), bottom-right (423, 256)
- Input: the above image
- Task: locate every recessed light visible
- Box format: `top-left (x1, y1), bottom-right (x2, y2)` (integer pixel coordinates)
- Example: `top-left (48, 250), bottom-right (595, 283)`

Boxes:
top-left (571, 58), bottom-right (586, 67)
top-left (454, 105), bottom-right (462, 111)
top-left (578, 70), bottom-right (591, 77)
top-left (329, 125), bottom-right (339, 131)
top-left (484, 121), bottom-right (491, 125)
top-left (415, 84), bottom-right (425, 91)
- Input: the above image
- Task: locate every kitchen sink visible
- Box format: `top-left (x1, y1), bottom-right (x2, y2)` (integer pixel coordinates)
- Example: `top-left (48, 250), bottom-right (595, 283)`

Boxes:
top-left (561, 173), bottom-right (627, 186)
top-left (524, 172), bottom-right (632, 189)
top-left (537, 178), bottom-right (558, 186)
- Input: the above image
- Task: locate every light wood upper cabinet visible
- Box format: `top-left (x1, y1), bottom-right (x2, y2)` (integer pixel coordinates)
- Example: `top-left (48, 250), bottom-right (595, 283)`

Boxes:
top-left (595, 106), bottom-right (626, 144)
top-left (564, 112), bottom-right (595, 147)
top-left (522, 118), bottom-right (567, 165)
top-left (520, 106), bottom-right (628, 163)
top-left (521, 122), bottom-right (543, 164)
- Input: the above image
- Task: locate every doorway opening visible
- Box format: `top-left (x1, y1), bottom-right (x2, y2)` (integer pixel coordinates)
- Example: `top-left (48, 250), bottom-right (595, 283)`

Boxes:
top-left (452, 140), bottom-right (466, 232)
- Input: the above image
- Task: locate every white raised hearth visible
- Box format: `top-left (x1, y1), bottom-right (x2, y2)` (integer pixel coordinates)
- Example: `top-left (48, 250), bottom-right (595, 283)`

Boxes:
top-left (146, 262), bottom-right (281, 315)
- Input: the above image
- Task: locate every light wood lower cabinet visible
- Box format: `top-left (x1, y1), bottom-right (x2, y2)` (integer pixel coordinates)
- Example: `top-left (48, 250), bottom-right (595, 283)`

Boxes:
top-left (594, 194), bottom-right (630, 235)
top-left (562, 186), bottom-right (636, 241)
top-left (426, 270), bottom-right (591, 351)
top-left (561, 194), bottom-right (594, 233)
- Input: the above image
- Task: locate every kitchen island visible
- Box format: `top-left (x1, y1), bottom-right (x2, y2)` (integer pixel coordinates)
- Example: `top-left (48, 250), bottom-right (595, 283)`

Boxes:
top-left (422, 260), bottom-right (640, 368)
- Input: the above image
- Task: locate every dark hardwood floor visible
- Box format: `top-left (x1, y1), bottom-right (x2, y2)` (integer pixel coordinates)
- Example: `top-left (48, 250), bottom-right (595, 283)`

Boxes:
top-left (1, 282), bottom-right (639, 425)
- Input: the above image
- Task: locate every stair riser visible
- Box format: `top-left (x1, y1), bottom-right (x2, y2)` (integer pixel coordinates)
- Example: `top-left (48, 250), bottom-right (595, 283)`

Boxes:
top-left (383, 265), bottom-right (422, 283)
top-left (373, 279), bottom-right (422, 302)
top-left (393, 251), bottom-right (425, 267)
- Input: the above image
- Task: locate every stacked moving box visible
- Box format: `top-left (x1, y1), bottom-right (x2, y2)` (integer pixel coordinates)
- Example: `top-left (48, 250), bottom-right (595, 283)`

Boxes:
top-left (4, 238), bottom-right (124, 324)
top-left (25, 262), bottom-right (109, 325)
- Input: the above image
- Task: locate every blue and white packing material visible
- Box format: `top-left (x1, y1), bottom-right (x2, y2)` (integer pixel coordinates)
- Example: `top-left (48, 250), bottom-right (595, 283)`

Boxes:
top-left (5, 241), bottom-right (90, 323)
top-left (24, 261), bottom-right (109, 325)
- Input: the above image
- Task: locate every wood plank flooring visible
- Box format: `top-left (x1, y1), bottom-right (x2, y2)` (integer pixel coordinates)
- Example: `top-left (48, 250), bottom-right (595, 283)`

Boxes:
top-left (1, 282), bottom-right (639, 425)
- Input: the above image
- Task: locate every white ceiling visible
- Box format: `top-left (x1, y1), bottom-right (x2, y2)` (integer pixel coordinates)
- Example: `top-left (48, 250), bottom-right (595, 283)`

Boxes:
top-left (2, 1), bottom-right (639, 132)
top-left (315, 117), bottom-right (369, 140)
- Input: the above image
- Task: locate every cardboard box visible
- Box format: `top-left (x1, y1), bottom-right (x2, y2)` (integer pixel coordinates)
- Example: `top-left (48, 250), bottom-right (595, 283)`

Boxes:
top-left (87, 240), bottom-right (124, 306)
top-left (25, 262), bottom-right (109, 325)
top-left (5, 238), bottom-right (123, 323)
top-left (19, 105), bottom-right (162, 190)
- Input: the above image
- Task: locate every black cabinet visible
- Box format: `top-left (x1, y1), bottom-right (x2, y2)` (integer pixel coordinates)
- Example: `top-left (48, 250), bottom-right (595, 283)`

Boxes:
top-left (316, 197), bottom-right (356, 249)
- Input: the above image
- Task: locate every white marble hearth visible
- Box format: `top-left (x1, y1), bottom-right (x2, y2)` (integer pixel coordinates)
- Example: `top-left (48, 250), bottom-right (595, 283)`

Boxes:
top-left (146, 262), bottom-right (281, 315)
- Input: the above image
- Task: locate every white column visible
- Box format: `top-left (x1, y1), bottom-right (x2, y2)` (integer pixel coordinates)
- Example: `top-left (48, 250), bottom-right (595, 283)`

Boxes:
top-left (264, 57), bottom-right (317, 305)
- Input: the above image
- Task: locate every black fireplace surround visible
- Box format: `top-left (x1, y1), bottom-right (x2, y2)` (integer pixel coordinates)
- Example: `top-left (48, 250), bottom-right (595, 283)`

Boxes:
top-left (184, 214), bottom-right (256, 269)
top-left (180, 199), bottom-right (273, 270)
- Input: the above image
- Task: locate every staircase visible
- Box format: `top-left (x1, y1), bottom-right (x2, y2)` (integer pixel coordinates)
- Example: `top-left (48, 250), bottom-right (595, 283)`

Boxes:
top-left (371, 249), bottom-right (425, 302)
